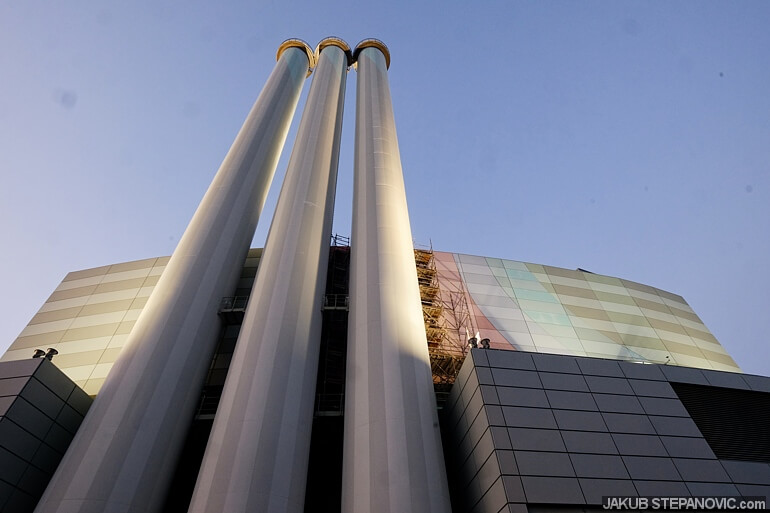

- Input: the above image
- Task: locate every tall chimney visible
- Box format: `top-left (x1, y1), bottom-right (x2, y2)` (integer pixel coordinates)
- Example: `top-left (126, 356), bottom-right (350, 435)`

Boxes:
top-left (187, 37), bottom-right (350, 513)
top-left (342, 39), bottom-right (452, 513)
top-left (34, 40), bottom-right (314, 513)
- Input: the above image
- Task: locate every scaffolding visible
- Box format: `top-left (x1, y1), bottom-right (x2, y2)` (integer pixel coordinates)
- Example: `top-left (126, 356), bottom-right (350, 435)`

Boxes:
top-left (414, 247), bottom-right (473, 406)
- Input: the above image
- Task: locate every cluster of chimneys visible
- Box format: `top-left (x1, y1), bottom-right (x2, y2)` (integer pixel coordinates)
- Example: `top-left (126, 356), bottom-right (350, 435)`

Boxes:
top-left (32, 347), bottom-right (58, 361)
top-left (468, 336), bottom-right (491, 349)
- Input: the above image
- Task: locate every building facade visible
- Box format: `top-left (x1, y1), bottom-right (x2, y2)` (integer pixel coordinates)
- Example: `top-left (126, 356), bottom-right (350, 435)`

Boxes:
top-left (445, 349), bottom-right (770, 513)
top-left (1, 250), bottom-right (740, 397)
top-left (0, 37), bottom-right (764, 513)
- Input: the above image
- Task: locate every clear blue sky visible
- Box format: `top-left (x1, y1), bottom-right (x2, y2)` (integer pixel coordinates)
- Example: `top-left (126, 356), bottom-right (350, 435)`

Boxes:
top-left (1, 1), bottom-right (768, 375)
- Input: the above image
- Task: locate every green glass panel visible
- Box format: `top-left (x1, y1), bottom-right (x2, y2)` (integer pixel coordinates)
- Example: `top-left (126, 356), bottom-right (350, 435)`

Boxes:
top-left (485, 257), bottom-right (504, 268)
top-left (514, 288), bottom-right (559, 303)
top-left (525, 311), bottom-right (572, 326)
top-left (506, 269), bottom-right (538, 281)
top-left (502, 260), bottom-right (529, 271)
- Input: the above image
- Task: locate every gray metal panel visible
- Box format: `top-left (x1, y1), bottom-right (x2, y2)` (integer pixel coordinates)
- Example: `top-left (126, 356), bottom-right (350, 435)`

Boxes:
top-left (0, 396), bottom-right (14, 416)
top-left (545, 390), bottom-right (598, 411)
top-left (618, 361), bottom-right (665, 380)
top-left (476, 367), bottom-right (494, 386)
top-left (445, 349), bottom-right (770, 513)
top-left (532, 354), bottom-right (581, 374)
top-left (31, 443), bottom-right (62, 475)
top-left (5, 397), bottom-right (53, 439)
top-left (520, 476), bottom-right (585, 504)
top-left (485, 405), bottom-right (505, 426)
top-left (584, 376), bottom-right (634, 395)
top-left (610, 434), bottom-right (667, 457)
top-left (538, 372), bottom-right (589, 392)
top-left (579, 478), bottom-right (637, 505)
top-left (497, 451), bottom-right (518, 475)
top-left (0, 378), bottom-right (28, 398)
top-left (497, 387), bottom-right (549, 408)
top-left (0, 355), bottom-right (93, 513)
top-left (659, 365), bottom-right (709, 385)
top-left (593, 394), bottom-right (644, 414)
top-left (507, 428), bottom-right (566, 452)
top-left (501, 476), bottom-right (526, 502)
top-left (703, 370), bottom-right (751, 389)
top-left (633, 480), bottom-right (691, 496)
top-left (0, 360), bottom-right (42, 380)
top-left (659, 436), bottom-right (716, 459)
top-left (490, 427), bottom-right (513, 450)
top-left (672, 459), bottom-right (731, 482)
top-left (485, 350), bottom-right (534, 371)
top-left (686, 482), bottom-right (740, 496)
top-left (0, 445), bottom-right (28, 486)
top-left (627, 379), bottom-right (677, 398)
top-left (0, 478), bottom-right (13, 509)
top-left (470, 348), bottom-right (490, 367)
top-left (648, 415), bottom-right (702, 437)
top-left (474, 453), bottom-right (503, 503)
top-left (33, 44), bottom-right (311, 513)
top-left (741, 374), bottom-right (770, 393)
top-left (569, 454), bottom-right (629, 479)
top-left (33, 361), bottom-right (75, 401)
top-left (515, 451), bottom-right (574, 477)
top-left (0, 418), bottom-right (41, 461)
top-left (480, 385), bottom-right (501, 405)
top-left (503, 407), bottom-right (557, 429)
top-left (622, 456), bottom-right (681, 480)
top-left (576, 358), bottom-right (624, 378)
top-left (720, 461), bottom-right (770, 485)
top-left (561, 431), bottom-right (618, 454)
top-left (734, 484), bottom-right (770, 502)
top-left (638, 396), bottom-right (689, 417)
top-left (19, 380), bottom-right (63, 420)
top-left (472, 475), bottom-right (507, 513)
top-left (341, 44), bottom-right (450, 513)
top-left (553, 410), bottom-right (608, 432)
top-left (601, 413), bottom-right (656, 434)
top-left (491, 369), bottom-right (542, 388)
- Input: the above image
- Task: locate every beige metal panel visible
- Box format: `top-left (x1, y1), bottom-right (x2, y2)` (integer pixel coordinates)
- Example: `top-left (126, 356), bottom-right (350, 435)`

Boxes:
top-left (106, 257), bottom-right (160, 274)
top-left (99, 268), bottom-right (153, 284)
top-left (599, 301), bottom-right (645, 316)
top-left (38, 296), bottom-right (90, 313)
top-left (83, 288), bottom-right (143, 305)
top-left (63, 266), bottom-right (111, 282)
top-left (547, 274), bottom-right (593, 289)
top-left (48, 285), bottom-right (98, 302)
top-left (56, 275), bottom-right (105, 291)
top-left (59, 323), bottom-right (121, 342)
top-left (593, 290), bottom-right (637, 305)
top-left (93, 277), bottom-right (146, 294)
top-left (552, 283), bottom-right (599, 299)
top-left (78, 299), bottom-right (135, 317)
top-left (20, 316), bottom-right (75, 335)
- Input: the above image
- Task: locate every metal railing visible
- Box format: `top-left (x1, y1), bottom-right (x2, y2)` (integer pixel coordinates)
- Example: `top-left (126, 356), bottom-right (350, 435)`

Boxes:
top-left (331, 233), bottom-right (350, 247)
top-left (323, 294), bottom-right (349, 311)
top-left (219, 296), bottom-right (248, 312)
top-left (315, 393), bottom-right (345, 416)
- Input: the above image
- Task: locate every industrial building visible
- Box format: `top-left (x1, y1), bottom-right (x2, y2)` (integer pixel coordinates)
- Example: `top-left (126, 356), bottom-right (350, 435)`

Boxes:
top-left (0, 38), bottom-right (767, 513)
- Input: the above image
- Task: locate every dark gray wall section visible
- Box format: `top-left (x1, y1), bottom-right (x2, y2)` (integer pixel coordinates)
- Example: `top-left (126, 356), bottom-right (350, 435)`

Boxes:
top-left (443, 349), bottom-right (770, 513)
top-left (0, 359), bottom-right (92, 513)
